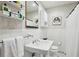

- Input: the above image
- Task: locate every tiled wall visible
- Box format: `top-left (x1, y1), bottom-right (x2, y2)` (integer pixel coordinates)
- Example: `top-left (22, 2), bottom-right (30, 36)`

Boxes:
top-left (0, 17), bottom-right (22, 29)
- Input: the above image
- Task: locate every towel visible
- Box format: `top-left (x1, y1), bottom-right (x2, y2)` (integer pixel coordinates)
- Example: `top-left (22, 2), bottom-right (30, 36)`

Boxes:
top-left (10, 38), bottom-right (18, 57)
top-left (3, 38), bottom-right (17, 57)
top-left (15, 36), bottom-right (24, 57)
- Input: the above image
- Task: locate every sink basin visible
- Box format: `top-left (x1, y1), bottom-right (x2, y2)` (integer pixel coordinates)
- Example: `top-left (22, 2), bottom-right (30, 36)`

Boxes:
top-left (24, 39), bottom-right (53, 54)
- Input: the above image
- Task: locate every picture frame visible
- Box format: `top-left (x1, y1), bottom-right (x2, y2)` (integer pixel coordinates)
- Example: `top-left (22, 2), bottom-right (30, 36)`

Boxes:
top-left (52, 16), bottom-right (62, 25)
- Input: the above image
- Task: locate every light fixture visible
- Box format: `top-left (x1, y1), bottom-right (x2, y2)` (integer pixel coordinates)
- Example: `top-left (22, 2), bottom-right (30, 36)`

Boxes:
top-left (32, 3), bottom-right (36, 7)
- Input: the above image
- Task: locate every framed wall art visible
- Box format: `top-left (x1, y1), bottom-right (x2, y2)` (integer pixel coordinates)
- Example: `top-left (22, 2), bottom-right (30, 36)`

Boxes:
top-left (52, 16), bottom-right (62, 25)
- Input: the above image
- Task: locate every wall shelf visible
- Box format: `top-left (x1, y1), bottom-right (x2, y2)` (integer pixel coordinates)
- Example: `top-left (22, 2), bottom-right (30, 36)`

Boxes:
top-left (0, 11), bottom-right (23, 21)
top-left (0, 1), bottom-right (24, 21)
top-left (2, 1), bottom-right (21, 11)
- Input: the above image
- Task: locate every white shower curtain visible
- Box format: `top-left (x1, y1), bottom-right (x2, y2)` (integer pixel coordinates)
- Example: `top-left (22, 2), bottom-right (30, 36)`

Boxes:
top-left (65, 3), bottom-right (79, 57)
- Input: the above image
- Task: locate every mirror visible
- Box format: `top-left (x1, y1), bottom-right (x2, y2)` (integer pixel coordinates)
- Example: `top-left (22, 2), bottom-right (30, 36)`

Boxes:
top-left (25, 1), bottom-right (38, 28)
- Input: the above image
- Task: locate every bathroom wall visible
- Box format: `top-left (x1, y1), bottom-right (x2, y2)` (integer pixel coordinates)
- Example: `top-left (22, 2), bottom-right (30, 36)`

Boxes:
top-left (46, 2), bottom-right (78, 54)
top-left (38, 2), bottom-right (48, 39)
top-left (0, 1), bottom-right (25, 41)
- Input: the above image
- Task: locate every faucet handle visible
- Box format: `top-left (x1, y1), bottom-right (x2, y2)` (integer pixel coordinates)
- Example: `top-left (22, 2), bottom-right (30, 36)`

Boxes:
top-left (23, 34), bottom-right (33, 38)
top-left (27, 34), bottom-right (33, 37)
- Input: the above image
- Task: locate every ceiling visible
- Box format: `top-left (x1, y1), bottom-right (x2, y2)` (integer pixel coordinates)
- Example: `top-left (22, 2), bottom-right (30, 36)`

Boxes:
top-left (40, 1), bottom-right (78, 9)
top-left (26, 1), bottom-right (78, 13)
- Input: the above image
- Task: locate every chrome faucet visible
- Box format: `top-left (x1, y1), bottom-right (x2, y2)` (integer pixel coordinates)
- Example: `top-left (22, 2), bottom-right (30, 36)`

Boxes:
top-left (24, 34), bottom-right (33, 38)
top-left (32, 40), bottom-right (40, 44)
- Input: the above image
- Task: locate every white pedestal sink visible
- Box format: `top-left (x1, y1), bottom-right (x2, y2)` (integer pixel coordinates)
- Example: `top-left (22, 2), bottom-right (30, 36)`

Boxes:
top-left (24, 39), bottom-right (54, 56)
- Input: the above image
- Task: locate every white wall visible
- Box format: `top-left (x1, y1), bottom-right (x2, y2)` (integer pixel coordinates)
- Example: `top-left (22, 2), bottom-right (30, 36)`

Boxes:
top-left (38, 2), bottom-right (48, 39)
top-left (46, 2), bottom-right (78, 54)
top-left (26, 10), bottom-right (40, 40)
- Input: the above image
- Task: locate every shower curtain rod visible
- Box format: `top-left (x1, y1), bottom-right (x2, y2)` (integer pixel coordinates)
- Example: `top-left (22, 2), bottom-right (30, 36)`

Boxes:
top-left (66, 2), bottom-right (79, 18)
